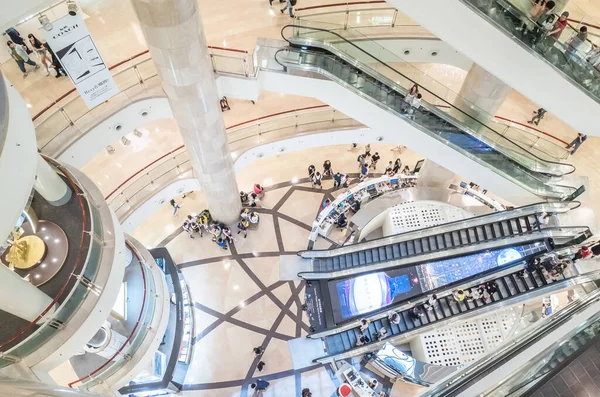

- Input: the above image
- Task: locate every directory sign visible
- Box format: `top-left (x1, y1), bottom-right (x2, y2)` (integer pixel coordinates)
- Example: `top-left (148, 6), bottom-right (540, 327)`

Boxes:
top-left (45, 12), bottom-right (119, 109)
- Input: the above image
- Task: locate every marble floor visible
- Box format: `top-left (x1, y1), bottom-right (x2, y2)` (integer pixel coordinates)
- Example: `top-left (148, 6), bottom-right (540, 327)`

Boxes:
top-left (128, 144), bottom-right (414, 397)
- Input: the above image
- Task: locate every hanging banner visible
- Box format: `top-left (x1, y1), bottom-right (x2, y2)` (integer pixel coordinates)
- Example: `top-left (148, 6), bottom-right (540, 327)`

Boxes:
top-left (45, 12), bottom-right (119, 109)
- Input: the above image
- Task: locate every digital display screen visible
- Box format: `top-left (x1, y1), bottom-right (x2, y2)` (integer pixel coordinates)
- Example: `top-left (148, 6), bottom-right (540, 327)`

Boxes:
top-left (328, 243), bottom-right (545, 323)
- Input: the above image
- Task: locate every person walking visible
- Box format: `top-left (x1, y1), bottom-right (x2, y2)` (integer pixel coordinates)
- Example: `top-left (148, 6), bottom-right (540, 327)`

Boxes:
top-left (407, 93), bottom-right (422, 120)
top-left (527, 108), bottom-right (546, 126)
top-left (281, 0), bottom-right (296, 17)
top-left (393, 158), bottom-right (402, 174)
top-left (308, 164), bottom-right (316, 180)
top-left (7, 40), bottom-right (39, 78)
top-left (43, 42), bottom-right (66, 78)
top-left (237, 219), bottom-right (249, 238)
top-left (566, 133), bottom-right (587, 155)
top-left (323, 159), bottom-right (333, 177)
top-left (27, 34), bottom-right (51, 76)
top-left (182, 218), bottom-right (195, 239)
top-left (370, 152), bottom-right (381, 170)
top-left (547, 11), bottom-right (569, 40)
top-left (333, 172), bottom-right (343, 189)
top-left (312, 171), bottom-right (323, 189)
top-left (364, 144), bottom-right (371, 157)
top-left (565, 26), bottom-right (588, 57)
top-left (250, 379), bottom-right (270, 394)
top-left (357, 152), bottom-right (366, 169)
top-left (360, 162), bottom-right (369, 180)
top-left (170, 199), bottom-right (181, 216)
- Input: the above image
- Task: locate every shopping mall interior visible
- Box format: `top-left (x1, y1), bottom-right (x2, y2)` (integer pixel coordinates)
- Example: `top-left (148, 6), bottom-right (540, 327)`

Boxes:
top-left (3, 0), bottom-right (600, 396)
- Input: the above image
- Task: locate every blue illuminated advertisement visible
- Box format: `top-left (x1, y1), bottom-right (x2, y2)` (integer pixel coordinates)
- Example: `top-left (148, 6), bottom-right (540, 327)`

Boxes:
top-left (328, 244), bottom-right (542, 322)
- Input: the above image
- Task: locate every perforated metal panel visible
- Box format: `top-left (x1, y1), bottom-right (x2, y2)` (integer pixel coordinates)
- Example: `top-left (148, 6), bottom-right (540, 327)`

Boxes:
top-left (414, 309), bottom-right (519, 367)
top-left (384, 200), bottom-right (473, 236)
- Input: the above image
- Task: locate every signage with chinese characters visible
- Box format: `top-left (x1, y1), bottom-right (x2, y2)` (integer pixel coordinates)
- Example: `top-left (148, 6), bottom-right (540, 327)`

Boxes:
top-left (45, 12), bottom-right (119, 109)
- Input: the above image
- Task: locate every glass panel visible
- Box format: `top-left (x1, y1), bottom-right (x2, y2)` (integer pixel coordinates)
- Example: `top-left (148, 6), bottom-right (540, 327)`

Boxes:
top-left (53, 283), bottom-right (90, 324)
top-left (83, 237), bottom-right (103, 281)
top-left (36, 110), bottom-right (72, 149)
top-left (8, 325), bottom-right (59, 358)
top-left (459, 0), bottom-right (600, 103)
top-left (276, 24), bottom-right (578, 198)
top-left (212, 55), bottom-right (247, 76)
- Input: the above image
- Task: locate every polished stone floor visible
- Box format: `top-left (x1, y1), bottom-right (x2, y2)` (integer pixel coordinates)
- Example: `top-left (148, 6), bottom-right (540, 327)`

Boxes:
top-left (125, 143), bottom-right (415, 396)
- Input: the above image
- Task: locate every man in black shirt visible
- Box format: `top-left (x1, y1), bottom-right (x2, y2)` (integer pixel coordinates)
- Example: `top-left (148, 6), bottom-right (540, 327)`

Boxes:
top-left (370, 152), bottom-right (381, 170)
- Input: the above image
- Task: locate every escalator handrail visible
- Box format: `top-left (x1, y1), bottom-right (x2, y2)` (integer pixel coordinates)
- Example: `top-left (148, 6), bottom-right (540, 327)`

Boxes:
top-left (309, 253), bottom-right (547, 337)
top-left (297, 201), bottom-right (580, 258)
top-left (316, 269), bottom-right (600, 363)
top-left (298, 226), bottom-right (590, 279)
top-left (420, 271), bottom-right (600, 397)
top-left (274, 46), bottom-right (579, 198)
top-left (279, 24), bottom-right (577, 177)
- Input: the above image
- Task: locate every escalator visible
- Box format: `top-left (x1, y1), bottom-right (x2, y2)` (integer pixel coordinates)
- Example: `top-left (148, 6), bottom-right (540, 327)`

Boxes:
top-left (319, 260), bottom-right (554, 360)
top-left (387, 0), bottom-right (600, 136)
top-left (275, 24), bottom-right (580, 200)
top-left (312, 257), bottom-right (600, 363)
top-left (298, 202), bottom-right (582, 279)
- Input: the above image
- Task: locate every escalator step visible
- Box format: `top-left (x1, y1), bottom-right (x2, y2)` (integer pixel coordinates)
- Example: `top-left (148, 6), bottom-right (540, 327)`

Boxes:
top-left (378, 247), bottom-right (386, 262)
top-left (340, 332), bottom-right (352, 350)
top-left (372, 248), bottom-right (379, 263)
top-left (392, 244), bottom-right (401, 258)
top-left (400, 243), bottom-right (408, 257)
top-left (414, 240), bottom-right (423, 255)
top-left (451, 231), bottom-right (461, 247)
top-left (447, 299), bottom-right (460, 315)
top-left (385, 245), bottom-right (393, 259)
top-left (338, 255), bottom-right (346, 269)
top-left (332, 257), bottom-right (340, 270)
top-left (428, 236), bottom-right (437, 251)
top-left (459, 229), bottom-right (469, 245)
top-left (352, 252), bottom-right (359, 267)
top-left (358, 252), bottom-right (366, 265)
top-left (484, 224), bottom-right (494, 239)
top-left (439, 298), bottom-right (453, 317)
top-left (401, 311), bottom-right (415, 330)
top-left (433, 304), bottom-right (445, 319)
top-left (407, 241), bottom-right (415, 256)
top-left (444, 233), bottom-right (453, 248)
top-left (511, 274), bottom-right (527, 293)
top-left (501, 277), bottom-right (517, 296)
top-left (365, 250), bottom-right (373, 264)
top-left (436, 235), bottom-right (445, 249)
top-left (421, 238), bottom-right (430, 253)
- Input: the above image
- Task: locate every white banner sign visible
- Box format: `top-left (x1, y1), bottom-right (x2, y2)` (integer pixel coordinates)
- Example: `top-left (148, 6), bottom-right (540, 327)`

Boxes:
top-left (45, 12), bottom-right (119, 109)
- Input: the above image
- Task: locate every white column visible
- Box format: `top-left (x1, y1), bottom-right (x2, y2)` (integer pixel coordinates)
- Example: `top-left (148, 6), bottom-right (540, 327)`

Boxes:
top-left (459, 64), bottom-right (510, 115)
top-left (0, 264), bottom-right (55, 323)
top-left (35, 156), bottom-right (72, 207)
top-left (131, 0), bottom-right (241, 224)
top-left (417, 160), bottom-right (456, 188)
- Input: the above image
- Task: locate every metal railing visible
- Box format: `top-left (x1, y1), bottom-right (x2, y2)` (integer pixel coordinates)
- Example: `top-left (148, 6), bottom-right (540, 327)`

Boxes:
top-left (105, 105), bottom-right (360, 221)
top-left (0, 158), bottom-right (104, 369)
top-left (68, 240), bottom-right (156, 390)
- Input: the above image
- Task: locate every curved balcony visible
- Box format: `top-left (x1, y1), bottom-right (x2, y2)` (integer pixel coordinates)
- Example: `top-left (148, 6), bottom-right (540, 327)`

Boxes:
top-left (66, 236), bottom-right (169, 394)
top-left (31, 14), bottom-right (570, 163)
top-left (0, 157), bottom-right (124, 371)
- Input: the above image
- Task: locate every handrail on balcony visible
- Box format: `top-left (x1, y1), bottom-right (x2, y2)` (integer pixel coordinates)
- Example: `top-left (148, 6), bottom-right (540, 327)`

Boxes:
top-left (67, 241), bottom-right (148, 389)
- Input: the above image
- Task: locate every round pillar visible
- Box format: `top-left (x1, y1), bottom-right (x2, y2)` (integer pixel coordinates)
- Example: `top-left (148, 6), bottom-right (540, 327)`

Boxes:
top-left (131, 0), bottom-right (241, 224)
top-left (35, 156), bottom-right (72, 207)
top-left (0, 264), bottom-right (55, 323)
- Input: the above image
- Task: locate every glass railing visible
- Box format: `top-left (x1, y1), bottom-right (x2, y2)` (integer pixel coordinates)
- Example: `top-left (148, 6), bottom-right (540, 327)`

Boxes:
top-left (35, 48), bottom-right (255, 158)
top-left (275, 23), bottom-right (578, 198)
top-left (0, 158), bottom-right (104, 368)
top-left (421, 271), bottom-right (600, 396)
top-left (460, 0), bottom-right (600, 103)
top-left (296, 3), bottom-right (435, 39)
top-left (295, 5), bottom-right (571, 160)
top-left (68, 241), bottom-right (157, 390)
top-left (106, 106), bottom-right (359, 221)
top-left (285, 20), bottom-right (574, 169)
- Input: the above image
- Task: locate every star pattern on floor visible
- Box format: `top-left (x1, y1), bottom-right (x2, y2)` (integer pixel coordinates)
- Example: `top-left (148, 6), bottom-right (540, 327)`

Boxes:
top-left (158, 174), bottom-right (382, 396)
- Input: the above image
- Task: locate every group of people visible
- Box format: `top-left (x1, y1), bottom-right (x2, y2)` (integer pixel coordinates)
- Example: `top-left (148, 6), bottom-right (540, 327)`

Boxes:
top-left (240, 184), bottom-right (264, 207)
top-left (355, 318), bottom-right (388, 347)
top-left (251, 345), bottom-right (312, 396)
top-left (268, 0), bottom-right (296, 17)
top-left (6, 28), bottom-right (66, 78)
top-left (181, 210), bottom-right (236, 250)
top-left (400, 84), bottom-right (423, 119)
top-left (307, 144), bottom-right (410, 190)
top-left (452, 281), bottom-right (500, 304)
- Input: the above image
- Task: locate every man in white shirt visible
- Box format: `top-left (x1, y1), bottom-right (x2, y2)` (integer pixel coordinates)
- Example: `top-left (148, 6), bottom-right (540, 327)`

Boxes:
top-left (7, 40), bottom-right (39, 77)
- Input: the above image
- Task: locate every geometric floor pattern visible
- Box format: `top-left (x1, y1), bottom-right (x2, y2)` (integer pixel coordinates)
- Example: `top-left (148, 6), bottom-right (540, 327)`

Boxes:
top-left (155, 177), bottom-right (355, 396)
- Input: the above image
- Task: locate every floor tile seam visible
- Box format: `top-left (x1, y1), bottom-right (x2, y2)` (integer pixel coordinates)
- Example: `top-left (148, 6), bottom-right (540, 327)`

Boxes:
top-left (193, 299), bottom-right (292, 341)
top-left (178, 251), bottom-right (295, 268)
top-left (191, 281), bottom-right (287, 344)
top-left (243, 282), bottom-right (306, 381)
top-left (272, 214), bottom-right (286, 253)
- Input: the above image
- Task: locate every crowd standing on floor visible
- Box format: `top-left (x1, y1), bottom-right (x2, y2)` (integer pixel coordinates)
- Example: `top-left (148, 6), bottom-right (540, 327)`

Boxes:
top-left (307, 143), bottom-right (411, 190)
top-left (6, 27), bottom-right (66, 78)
